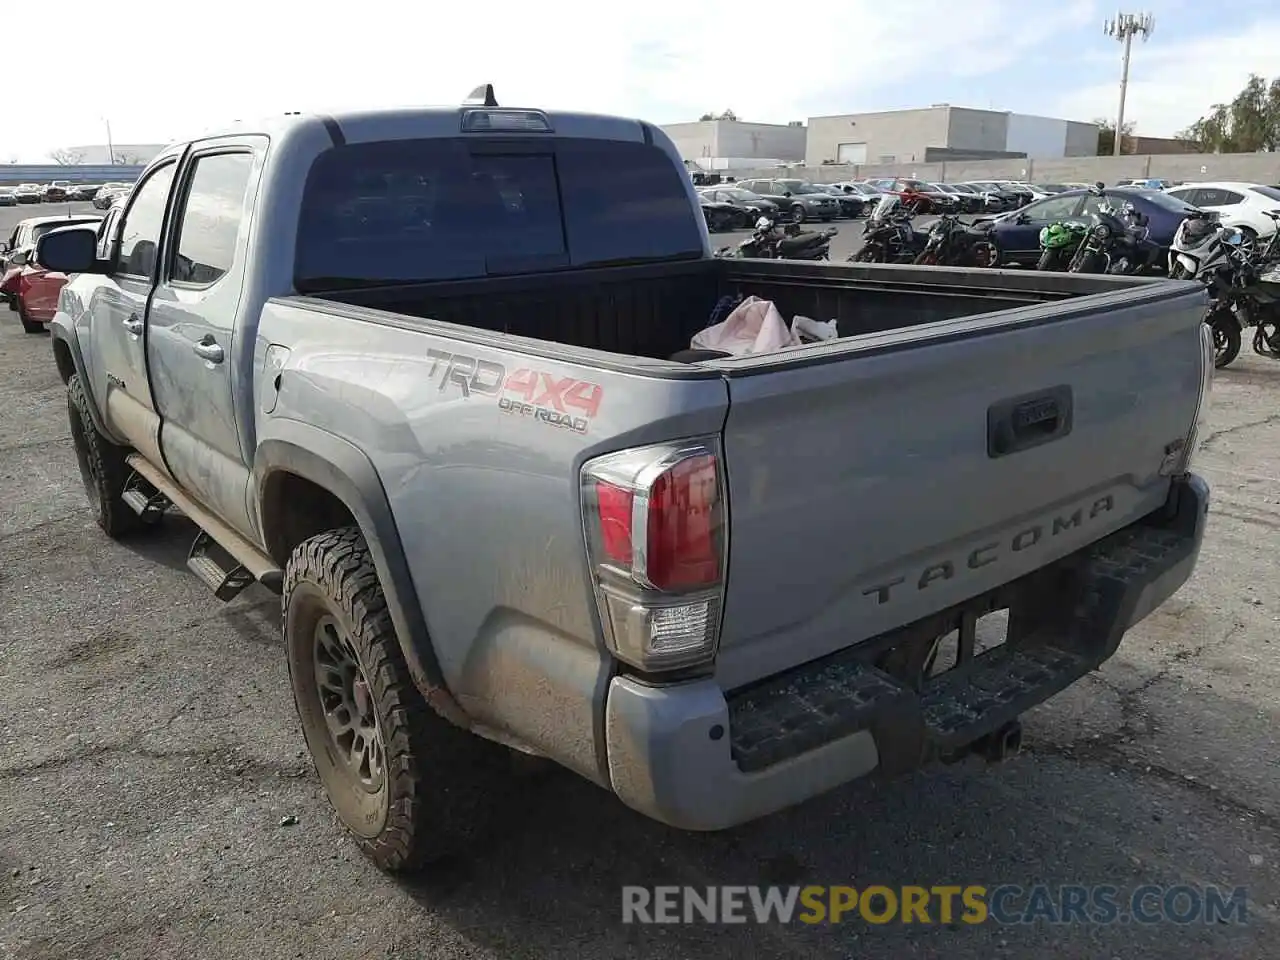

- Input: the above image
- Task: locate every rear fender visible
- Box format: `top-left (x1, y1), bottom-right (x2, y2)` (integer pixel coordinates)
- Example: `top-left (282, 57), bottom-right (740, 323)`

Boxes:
top-left (254, 423), bottom-right (469, 728)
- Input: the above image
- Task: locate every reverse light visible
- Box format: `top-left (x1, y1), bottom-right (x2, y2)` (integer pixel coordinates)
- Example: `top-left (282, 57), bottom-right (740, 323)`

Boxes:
top-left (581, 439), bottom-right (727, 672)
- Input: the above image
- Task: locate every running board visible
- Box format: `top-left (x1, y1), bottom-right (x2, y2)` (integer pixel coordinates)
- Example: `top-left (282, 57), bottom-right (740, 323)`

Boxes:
top-left (121, 471), bottom-right (170, 522)
top-left (124, 454), bottom-right (283, 597)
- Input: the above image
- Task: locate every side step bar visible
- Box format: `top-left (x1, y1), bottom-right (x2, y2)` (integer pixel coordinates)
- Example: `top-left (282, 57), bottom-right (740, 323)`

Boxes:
top-left (125, 454), bottom-right (283, 599)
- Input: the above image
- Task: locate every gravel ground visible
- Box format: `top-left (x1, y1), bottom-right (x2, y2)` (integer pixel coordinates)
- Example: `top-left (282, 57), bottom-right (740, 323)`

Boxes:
top-left (2, 204), bottom-right (1280, 959)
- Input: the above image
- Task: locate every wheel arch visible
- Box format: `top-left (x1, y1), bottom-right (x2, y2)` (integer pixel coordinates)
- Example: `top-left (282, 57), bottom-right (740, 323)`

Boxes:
top-left (50, 323), bottom-right (116, 442)
top-left (255, 424), bottom-right (469, 728)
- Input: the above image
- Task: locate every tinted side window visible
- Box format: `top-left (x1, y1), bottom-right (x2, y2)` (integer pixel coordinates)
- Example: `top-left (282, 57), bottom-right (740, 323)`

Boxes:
top-left (1028, 195), bottom-right (1080, 220)
top-left (1167, 189), bottom-right (1197, 204)
top-left (117, 163), bottom-right (177, 279)
top-left (171, 153), bottom-right (254, 286)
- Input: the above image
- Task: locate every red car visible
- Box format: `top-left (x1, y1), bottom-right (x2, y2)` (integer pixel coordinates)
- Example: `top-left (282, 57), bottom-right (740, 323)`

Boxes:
top-left (2, 214), bottom-right (102, 333)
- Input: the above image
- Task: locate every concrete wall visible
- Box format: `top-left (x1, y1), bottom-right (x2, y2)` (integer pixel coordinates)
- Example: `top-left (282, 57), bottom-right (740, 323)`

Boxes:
top-left (663, 121), bottom-right (718, 161)
top-left (1064, 121), bottom-right (1100, 158)
top-left (714, 122), bottom-right (805, 162)
top-left (661, 121), bottom-right (805, 162)
top-left (736, 151), bottom-right (1280, 186)
top-left (946, 108), bottom-right (1008, 153)
top-left (1005, 114), bottom-right (1068, 159)
top-left (806, 108), bottom-right (949, 166)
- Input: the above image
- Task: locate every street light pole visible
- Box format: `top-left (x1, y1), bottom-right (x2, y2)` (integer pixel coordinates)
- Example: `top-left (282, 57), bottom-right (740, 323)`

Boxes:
top-left (103, 117), bottom-right (115, 164)
top-left (1104, 12), bottom-right (1155, 157)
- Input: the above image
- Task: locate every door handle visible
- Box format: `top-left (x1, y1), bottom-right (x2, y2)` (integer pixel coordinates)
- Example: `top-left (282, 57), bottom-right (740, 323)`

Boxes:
top-left (122, 314), bottom-right (143, 337)
top-left (193, 336), bottom-right (224, 364)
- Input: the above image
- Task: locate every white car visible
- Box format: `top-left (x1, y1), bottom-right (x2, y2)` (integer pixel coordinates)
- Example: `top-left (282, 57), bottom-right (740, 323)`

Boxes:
top-left (1164, 181), bottom-right (1280, 240)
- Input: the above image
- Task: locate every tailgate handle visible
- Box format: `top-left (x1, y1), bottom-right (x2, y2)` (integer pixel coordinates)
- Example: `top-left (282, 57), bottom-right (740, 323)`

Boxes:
top-left (987, 385), bottom-right (1073, 458)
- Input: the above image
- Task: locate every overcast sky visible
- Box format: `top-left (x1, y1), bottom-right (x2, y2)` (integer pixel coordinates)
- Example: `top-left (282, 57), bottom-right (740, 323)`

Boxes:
top-left (6, 0), bottom-right (1279, 161)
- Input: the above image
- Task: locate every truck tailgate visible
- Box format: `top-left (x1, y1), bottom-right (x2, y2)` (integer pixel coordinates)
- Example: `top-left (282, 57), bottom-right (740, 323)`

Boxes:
top-left (713, 283), bottom-right (1207, 689)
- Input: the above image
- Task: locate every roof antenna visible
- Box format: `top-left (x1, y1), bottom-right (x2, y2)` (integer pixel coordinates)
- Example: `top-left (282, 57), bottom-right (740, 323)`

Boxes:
top-left (463, 84), bottom-right (498, 107)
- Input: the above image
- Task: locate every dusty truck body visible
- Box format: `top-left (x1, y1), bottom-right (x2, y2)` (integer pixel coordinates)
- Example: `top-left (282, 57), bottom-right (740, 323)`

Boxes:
top-left (41, 88), bottom-right (1213, 871)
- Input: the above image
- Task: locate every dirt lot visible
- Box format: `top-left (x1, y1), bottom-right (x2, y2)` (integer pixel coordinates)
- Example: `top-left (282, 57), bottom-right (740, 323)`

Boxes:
top-left (2, 281), bottom-right (1279, 958)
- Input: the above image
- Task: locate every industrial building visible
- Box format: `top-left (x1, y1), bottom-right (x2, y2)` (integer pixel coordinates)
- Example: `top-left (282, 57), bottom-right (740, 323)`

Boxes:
top-left (660, 119), bottom-right (807, 168)
top-left (804, 106), bottom-right (1099, 167)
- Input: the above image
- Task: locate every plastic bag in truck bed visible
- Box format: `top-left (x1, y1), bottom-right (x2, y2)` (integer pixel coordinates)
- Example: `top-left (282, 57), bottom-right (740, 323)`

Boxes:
top-left (689, 296), bottom-right (838, 357)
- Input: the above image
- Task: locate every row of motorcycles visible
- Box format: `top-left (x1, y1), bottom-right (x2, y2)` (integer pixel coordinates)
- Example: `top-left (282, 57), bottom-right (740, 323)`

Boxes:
top-left (1170, 210), bottom-right (1280, 368)
top-left (715, 188), bottom-right (1280, 370)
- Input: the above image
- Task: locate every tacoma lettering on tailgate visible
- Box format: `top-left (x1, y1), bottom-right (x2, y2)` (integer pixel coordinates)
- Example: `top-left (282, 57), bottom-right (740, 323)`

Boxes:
top-left (861, 494), bottom-right (1115, 606)
top-left (424, 348), bottom-right (603, 434)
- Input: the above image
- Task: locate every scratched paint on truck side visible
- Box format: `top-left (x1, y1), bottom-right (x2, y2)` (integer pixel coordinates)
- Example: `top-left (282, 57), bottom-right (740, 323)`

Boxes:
top-left (424, 347), bottom-right (604, 434)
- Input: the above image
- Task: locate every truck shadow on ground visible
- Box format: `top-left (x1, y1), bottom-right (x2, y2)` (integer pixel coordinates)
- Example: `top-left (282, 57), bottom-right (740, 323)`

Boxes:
top-left (385, 687), bottom-right (1277, 959)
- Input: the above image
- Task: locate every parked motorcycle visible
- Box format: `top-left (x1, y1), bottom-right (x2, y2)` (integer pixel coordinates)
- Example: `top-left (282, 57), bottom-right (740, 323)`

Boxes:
top-left (716, 217), bottom-right (838, 261)
top-left (1068, 195), bottom-right (1157, 275)
top-left (1168, 213), bottom-right (1280, 367)
top-left (1036, 220), bottom-right (1089, 271)
top-left (848, 195), bottom-right (927, 264)
top-left (913, 214), bottom-right (1001, 267)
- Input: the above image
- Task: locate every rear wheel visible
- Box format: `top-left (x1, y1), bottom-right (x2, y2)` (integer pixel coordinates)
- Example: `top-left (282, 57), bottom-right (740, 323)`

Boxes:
top-left (1208, 314), bottom-right (1241, 368)
top-left (284, 527), bottom-right (510, 873)
top-left (16, 298), bottom-right (41, 334)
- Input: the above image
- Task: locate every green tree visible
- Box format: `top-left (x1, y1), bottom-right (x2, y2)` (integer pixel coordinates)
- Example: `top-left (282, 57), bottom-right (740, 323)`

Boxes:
top-left (1177, 74), bottom-right (1280, 152)
top-left (1094, 118), bottom-right (1136, 155)
top-left (698, 109), bottom-right (739, 122)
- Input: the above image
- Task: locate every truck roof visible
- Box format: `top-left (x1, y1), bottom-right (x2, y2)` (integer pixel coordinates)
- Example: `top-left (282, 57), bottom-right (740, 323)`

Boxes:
top-left (163, 85), bottom-right (664, 162)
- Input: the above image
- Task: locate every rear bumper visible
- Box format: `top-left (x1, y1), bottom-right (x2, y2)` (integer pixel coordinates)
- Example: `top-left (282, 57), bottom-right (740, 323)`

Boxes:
top-left (603, 473), bottom-right (1209, 831)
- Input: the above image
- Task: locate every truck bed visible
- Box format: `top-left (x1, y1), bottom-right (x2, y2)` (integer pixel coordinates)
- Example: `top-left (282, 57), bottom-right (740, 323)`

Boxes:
top-left (305, 259), bottom-right (1166, 361)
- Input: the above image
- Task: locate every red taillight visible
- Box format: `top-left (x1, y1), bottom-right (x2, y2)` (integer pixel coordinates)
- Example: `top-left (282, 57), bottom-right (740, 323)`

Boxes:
top-left (595, 482), bottom-right (634, 564)
top-left (590, 449), bottom-right (722, 593)
top-left (582, 439), bottom-right (726, 672)
top-left (644, 454), bottom-right (719, 591)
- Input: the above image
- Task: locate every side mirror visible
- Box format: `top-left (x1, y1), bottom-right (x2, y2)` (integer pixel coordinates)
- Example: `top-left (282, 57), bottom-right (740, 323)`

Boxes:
top-left (1015, 212), bottom-right (1031, 224)
top-left (783, 191), bottom-right (792, 198)
top-left (10, 250), bottom-right (29, 267)
top-left (0, 241), bottom-right (8, 253)
top-left (35, 226), bottom-right (106, 275)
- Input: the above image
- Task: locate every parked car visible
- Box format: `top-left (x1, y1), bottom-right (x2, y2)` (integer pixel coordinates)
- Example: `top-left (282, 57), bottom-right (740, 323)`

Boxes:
top-left (1033, 183), bottom-right (1073, 195)
top-left (962, 182), bottom-right (1021, 211)
top-left (92, 182), bottom-right (132, 209)
top-left (1, 213), bottom-right (103, 326)
top-left (808, 183), bottom-right (865, 218)
top-left (929, 183), bottom-right (984, 214)
top-left (0, 188), bottom-right (15, 207)
top-left (1163, 181), bottom-right (1280, 243)
top-left (1117, 178), bottom-right (1173, 190)
top-left (42, 181), bottom-right (73, 202)
top-left (698, 194), bottom-right (747, 232)
top-left (979, 186), bottom-right (1202, 267)
top-left (947, 182), bottom-right (1003, 212)
top-left (867, 178), bottom-right (958, 215)
top-left (696, 186), bottom-right (780, 226)
top-left (42, 95), bottom-right (1210, 872)
top-left (734, 178), bottom-right (838, 222)
top-left (15, 184), bottom-right (43, 204)
top-left (68, 183), bottom-right (101, 201)
top-left (831, 182), bottom-right (884, 215)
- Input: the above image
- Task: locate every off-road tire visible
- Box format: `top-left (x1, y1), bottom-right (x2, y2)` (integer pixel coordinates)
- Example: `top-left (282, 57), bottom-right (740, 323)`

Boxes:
top-left (66, 373), bottom-right (145, 538)
top-left (17, 299), bottom-right (41, 334)
top-left (284, 527), bottom-right (509, 873)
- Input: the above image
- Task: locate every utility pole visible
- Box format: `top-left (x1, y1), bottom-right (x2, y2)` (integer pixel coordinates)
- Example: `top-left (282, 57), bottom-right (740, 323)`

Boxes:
top-left (103, 117), bottom-right (115, 164)
top-left (1104, 12), bottom-right (1154, 157)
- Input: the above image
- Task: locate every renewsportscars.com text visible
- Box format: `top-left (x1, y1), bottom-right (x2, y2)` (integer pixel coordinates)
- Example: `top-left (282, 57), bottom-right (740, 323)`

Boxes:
top-left (621, 884), bottom-right (1248, 926)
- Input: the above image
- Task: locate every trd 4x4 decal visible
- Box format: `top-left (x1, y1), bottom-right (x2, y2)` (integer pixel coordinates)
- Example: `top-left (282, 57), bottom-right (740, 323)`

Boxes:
top-left (425, 348), bottom-right (603, 434)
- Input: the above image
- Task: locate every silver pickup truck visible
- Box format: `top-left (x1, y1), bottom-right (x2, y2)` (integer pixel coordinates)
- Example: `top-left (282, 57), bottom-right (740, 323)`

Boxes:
top-left (39, 86), bottom-right (1213, 873)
